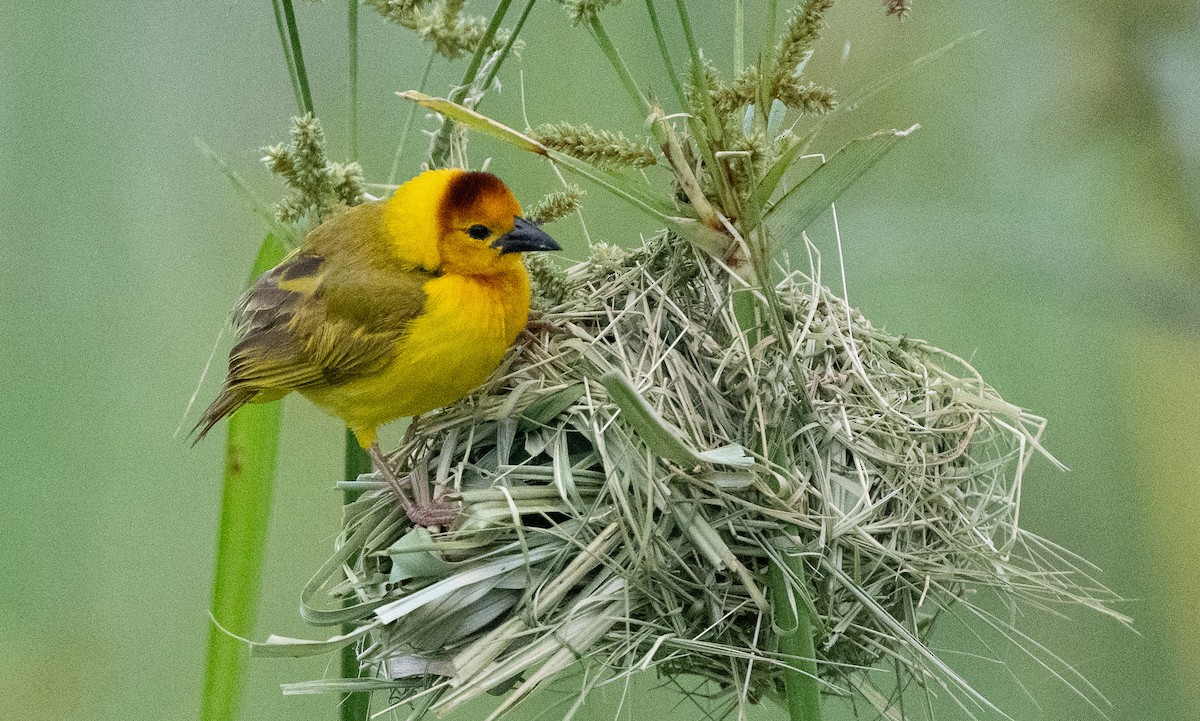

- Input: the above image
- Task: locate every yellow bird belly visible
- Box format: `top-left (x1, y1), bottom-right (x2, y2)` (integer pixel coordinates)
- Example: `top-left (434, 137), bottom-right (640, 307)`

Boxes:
top-left (303, 271), bottom-right (530, 443)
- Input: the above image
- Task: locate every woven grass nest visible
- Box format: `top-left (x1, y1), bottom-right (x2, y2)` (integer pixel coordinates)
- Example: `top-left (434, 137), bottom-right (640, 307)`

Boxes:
top-left (267, 230), bottom-right (1122, 718)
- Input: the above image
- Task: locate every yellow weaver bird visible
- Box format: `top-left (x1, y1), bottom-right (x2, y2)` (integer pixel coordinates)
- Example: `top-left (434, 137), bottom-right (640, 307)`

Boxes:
top-left (195, 168), bottom-right (561, 524)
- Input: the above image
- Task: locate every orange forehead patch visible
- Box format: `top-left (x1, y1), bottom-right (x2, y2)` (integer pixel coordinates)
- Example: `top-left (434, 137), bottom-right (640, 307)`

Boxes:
top-left (439, 171), bottom-right (521, 229)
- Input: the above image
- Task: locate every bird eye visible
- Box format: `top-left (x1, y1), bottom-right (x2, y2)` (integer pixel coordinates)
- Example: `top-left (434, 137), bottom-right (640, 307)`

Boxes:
top-left (467, 224), bottom-right (491, 240)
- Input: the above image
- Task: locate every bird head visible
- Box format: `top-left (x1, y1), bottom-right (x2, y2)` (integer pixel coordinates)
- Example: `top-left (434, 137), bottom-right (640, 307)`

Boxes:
top-left (385, 168), bottom-right (560, 275)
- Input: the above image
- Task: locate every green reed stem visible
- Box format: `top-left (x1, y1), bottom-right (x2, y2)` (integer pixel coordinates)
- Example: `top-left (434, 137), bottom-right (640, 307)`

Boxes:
top-left (671, 0), bottom-right (723, 142)
top-left (642, 0), bottom-right (688, 111)
top-left (668, 0), bottom-right (738, 213)
top-left (480, 0), bottom-right (537, 92)
top-left (271, 0), bottom-right (304, 114)
top-left (348, 0), bottom-right (359, 160)
top-left (769, 558), bottom-right (824, 721)
top-left (281, 0), bottom-right (315, 115)
top-left (200, 234), bottom-right (288, 721)
top-left (340, 9), bottom-right (368, 720)
top-left (388, 50), bottom-right (437, 186)
top-left (340, 429), bottom-right (372, 721)
top-left (734, 0), bottom-right (744, 75)
top-left (725, 200), bottom-right (821, 720)
top-left (756, 0), bottom-right (778, 134)
top-left (586, 16), bottom-right (652, 120)
top-left (429, 0), bottom-right (514, 168)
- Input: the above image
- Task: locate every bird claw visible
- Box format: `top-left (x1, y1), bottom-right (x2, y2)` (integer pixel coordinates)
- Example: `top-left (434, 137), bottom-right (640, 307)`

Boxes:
top-left (405, 498), bottom-right (459, 527)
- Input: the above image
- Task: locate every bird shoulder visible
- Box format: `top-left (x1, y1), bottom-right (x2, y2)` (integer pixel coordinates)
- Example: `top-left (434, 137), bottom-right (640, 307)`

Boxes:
top-left (227, 203), bottom-right (436, 391)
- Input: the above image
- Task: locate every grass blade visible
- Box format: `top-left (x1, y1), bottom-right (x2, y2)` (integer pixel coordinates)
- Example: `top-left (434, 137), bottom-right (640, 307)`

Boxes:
top-left (600, 370), bottom-right (752, 468)
top-left (398, 91), bottom-right (675, 219)
top-left (280, 0), bottom-right (315, 115)
top-left (200, 234), bottom-right (288, 721)
top-left (270, 0), bottom-right (304, 114)
top-left (480, 0), bottom-right (538, 93)
top-left (769, 555), bottom-right (824, 721)
top-left (341, 429), bottom-right (372, 721)
top-left (642, 0), bottom-right (687, 110)
top-left (347, 0), bottom-right (359, 160)
top-left (429, 0), bottom-right (514, 168)
top-left (763, 125), bottom-right (918, 240)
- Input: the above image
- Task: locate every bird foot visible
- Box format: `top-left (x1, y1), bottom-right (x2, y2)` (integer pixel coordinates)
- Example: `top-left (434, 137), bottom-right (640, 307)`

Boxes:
top-left (524, 318), bottom-right (557, 335)
top-left (368, 440), bottom-right (459, 527)
top-left (404, 498), bottom-right (460, 527)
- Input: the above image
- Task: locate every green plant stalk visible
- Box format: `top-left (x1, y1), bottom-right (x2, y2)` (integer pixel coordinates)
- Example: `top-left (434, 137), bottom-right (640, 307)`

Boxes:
top-left (201, 234), bottom-right (288, 721)
top-left (768, 556), bottom-right (823, 721)
top-left (725, 214), bottom-right (821, 720)
top-left (642, 0), bottom-right (688, 110)
top-left (671, 0), bottom-right (724, 140)
top-left (340, 429), bottom-right (372, 721)
top-left (756, 0), bottom-right (778, 135)
top-left (668, 0), bottom-right (738, 214)
top-left (388, 50), bottom-right (436, 186)
top-left (271, 0), bottom-right (304, 113)
top-left (480, 0), bottom-right (537, 92)
top-left (586, 16), bottom-right (652, 120)
top-left (341, 10), bottom-right (366, 720)
top-left (348, 0), bottom-right (359, 160)
top-left (429, 0), bottom-right (514, 168)
top-left (281, 0), bottom-right (315, 115)
top-left (734, 0), bottom-right (744, 75)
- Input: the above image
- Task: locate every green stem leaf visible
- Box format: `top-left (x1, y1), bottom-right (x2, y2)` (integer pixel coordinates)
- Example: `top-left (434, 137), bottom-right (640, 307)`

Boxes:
top-left (270, 0), bottom-right (304, 114)
top-left (200, 234), bottom-right (288, 721)
top-left (769, 557), bottom-right (824, 721)
top-left (642, 0), bottom-right (688, 110)
top-left (587, 16), bottom-right (652, 122)
top-left (280, 0), bottom-right (315, 115)
top-left (429, 0), bottom-right (514, 168)
top-left (347, 0), bottom-right (359, 161)
top-left (763, 125), bottom-right (919, 238)
top-left (340, 429), bottom-right (372, 721)
top-left (480, 0), bottom-right (538, 93)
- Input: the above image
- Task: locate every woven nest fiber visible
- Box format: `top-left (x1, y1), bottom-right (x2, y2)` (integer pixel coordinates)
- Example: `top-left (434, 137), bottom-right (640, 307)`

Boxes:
top-left (276, 231), bottom-right (1120, 719)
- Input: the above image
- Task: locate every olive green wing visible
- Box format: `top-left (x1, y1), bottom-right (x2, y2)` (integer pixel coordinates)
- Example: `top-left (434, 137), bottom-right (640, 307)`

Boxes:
top-left (192, 235), bottom-right (432, 442)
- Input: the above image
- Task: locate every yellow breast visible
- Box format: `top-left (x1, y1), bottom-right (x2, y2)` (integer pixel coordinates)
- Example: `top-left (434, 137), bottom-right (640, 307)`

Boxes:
top-left (309, 269), bottom-right (531, 440)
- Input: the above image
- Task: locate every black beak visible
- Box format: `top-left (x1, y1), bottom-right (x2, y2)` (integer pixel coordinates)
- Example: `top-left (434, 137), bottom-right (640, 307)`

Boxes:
top-left (491, 217), bottom-right (562, 254)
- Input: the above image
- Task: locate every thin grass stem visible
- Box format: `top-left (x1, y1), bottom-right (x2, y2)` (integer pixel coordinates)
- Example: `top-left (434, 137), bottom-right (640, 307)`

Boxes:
top-left (642, 0), bottom-right (688, 111)
top-left (281, 0), bottom-right (315, 115)
top-left (586, 15), bottom-right (653, 121)
top-left (480, 0), bottom-right (538, 92)
top-left (388, 50), bottom-right (437, 186)
top-left (271, 0), bottom-right (305, 114)
top-left (348, 0), bottom-right (359, 160)
top-left (756, 0), bottom-right (778, 134)
top-left (430, 0), bottom-right (514, 168)
top-left (734, 0), bottom-right (744, 75)
top-left (343, 16), bottom-right (367, 709)
top-left (669, 0), bottom-right (737, 213)
top-left (671, 0), bottom-right (724, 142)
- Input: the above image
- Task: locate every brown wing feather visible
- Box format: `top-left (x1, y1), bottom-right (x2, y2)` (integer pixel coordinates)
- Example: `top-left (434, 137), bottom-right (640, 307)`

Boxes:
top-left (193, 203), bottom-right (433, 442)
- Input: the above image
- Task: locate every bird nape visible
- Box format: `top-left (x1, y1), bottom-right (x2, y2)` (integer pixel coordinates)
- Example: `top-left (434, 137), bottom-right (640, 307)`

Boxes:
top-left (194, 168), bottom-right (561, 526)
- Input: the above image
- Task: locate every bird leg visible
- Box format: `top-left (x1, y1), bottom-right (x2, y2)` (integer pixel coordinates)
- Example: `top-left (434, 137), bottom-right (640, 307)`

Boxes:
top-left (368, 442), bottom-right (458, 527)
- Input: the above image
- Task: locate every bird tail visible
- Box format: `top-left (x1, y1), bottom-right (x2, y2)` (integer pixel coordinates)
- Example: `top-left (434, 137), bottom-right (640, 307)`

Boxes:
top-left (189, 386), bottom-right (259, 446)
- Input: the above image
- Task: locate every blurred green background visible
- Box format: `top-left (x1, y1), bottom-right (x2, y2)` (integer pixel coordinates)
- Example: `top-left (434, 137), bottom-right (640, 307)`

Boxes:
top-left (2, 1), bottom-right (1197, 720)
